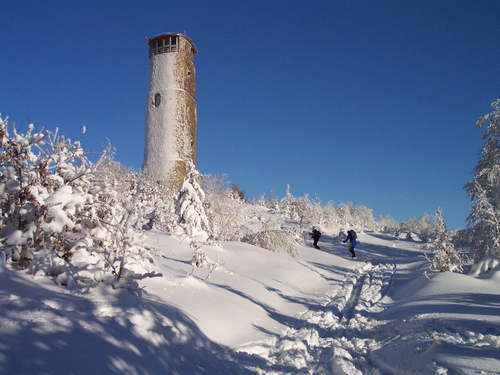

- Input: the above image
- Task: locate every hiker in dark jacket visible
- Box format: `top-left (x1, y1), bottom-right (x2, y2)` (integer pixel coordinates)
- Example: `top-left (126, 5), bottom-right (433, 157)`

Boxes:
top-left (310, 226), bottom-right (321, 249)
top-left (343, 230), bottom-right (357, 258)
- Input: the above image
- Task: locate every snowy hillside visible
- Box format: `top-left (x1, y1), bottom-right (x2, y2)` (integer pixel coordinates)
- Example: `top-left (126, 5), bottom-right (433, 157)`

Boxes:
top-left (1, 207), bottom-right (499, 375)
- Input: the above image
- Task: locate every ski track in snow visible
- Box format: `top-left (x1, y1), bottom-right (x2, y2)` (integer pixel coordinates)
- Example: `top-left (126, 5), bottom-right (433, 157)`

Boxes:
top-left (237, 261), bottom-right (398, 374)
top-left (238, 257), bottom-right (500, 375)
top-left (2, 227), bottom-right (500, 374)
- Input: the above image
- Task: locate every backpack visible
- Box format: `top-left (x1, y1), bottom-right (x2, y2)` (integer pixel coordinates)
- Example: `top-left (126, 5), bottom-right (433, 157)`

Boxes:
top-left (318, 231), bottom-right (321, 239)
top-left (351, 230), bottom-right (357, 239)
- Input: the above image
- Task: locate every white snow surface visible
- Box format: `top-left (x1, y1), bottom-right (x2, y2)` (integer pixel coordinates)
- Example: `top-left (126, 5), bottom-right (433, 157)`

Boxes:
top-left (1, 214), bottom-right (500, 374)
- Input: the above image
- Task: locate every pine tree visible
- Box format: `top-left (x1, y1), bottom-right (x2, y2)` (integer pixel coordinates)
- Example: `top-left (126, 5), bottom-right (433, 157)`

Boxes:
top-left (464, 99), bottom-right (500, 261)
top-left (428, 208), bottom-right (464, 273)
top-left (175, 160), bottom-right (209, 237)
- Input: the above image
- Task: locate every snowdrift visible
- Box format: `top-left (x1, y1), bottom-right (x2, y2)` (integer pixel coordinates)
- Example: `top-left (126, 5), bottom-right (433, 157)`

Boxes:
top-left (1, 228), bottom-right (499, 374)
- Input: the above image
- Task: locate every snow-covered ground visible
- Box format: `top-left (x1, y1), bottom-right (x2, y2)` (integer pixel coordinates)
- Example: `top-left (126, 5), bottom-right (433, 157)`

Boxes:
top-left (1, 216), bottom-right (500, 374)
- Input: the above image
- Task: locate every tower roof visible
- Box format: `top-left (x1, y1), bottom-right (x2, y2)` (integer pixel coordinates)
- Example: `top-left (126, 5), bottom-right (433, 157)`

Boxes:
top-left (147, 32), bottom-right (197, 55)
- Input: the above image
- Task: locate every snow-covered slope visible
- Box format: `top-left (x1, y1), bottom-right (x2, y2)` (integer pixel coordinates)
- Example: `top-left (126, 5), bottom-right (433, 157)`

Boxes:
top-left (1, 225), bottom-right (499, 374)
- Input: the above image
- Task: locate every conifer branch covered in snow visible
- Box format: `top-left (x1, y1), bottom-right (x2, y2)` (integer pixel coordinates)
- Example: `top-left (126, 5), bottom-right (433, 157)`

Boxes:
top-left (175, 159), bottom-right (209, 237)
top-left (464, 99), bottom-right (500, 262)
top-left (426, 208), bottom-right (465, 274)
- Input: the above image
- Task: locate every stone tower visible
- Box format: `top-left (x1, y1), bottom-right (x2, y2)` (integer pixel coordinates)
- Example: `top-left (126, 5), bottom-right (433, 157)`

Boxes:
top-left (142, 33), bottom-right (197, 186)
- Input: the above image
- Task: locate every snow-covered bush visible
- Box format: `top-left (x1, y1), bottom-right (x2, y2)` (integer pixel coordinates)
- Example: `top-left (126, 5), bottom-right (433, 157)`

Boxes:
top-left (139, 174), bottom-right (176, 231)
top-left (203, 174), bottom-right (244, 243)
top-left (468, 254), bottom-right (500, 276)
top-left (86, 174), bottom-right (159, 287)
top-left (187, 239), bottom-right (225, 283)
top-left (416, 214), bottom-right (435, 242)
top-left (0, 116), bottom-right (104, 267)
top-left (0, 115), bottom-right (159, 288)
top-left (400, 214), bottom-right (435, 241)
top-left (242, 229), bottom-right (299, 258)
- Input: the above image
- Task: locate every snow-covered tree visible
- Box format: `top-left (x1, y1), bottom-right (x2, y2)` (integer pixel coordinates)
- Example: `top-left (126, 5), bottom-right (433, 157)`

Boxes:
top-left (203, 174), bottom-right (243, 243)
top-left (351, 204), bottom-right (375, 229)
top-left (294, 194), bottom-right (315, 227)
top-left (377, 214), bottom-right (400, 233)
top-left (416, 214), bottom-right (434, 242)
top-left (336, 202), bottom-right (353, 227)
top-left (175, 160), bottom-right (209, 237)
top-left (464, 99), bottom-right (500, 261)
top-left (278, 185), bottom-right (297, 220)
top-left (427, 208), bottom-right (464, 273)
top-left (401, 217), bottom-right (418, 234)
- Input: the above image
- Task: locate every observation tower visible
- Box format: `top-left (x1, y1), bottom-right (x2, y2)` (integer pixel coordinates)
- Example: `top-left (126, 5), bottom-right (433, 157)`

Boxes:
top-left (142, 33), bottom-right (197, 186)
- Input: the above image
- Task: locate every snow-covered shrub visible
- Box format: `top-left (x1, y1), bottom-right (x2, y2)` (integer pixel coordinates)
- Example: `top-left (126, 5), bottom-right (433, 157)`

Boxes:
top-left (400, 214), bottom-right (436, 241)
top-left (242, 230), bottom-right (299, 258)
top-left (468, 255), bottom-right (500, 276)
top-left (278, 187), bottom-right (319, 228)
top-left (190, 243), bottom-right (210, 269)
top-left (0, 116), bottom-right (105, 267)
top-left (229, 182), bottom-right (245, 202)
top-left (427, 208), bottom-right (464, 273)
top-left (310, 197), bottom-right (324, 227)
top-left (0, 115), bottom-right (160, 288)
top-left (87, 175), bottom-right (159, 287)
top-left (187, 239), bottom-right (225, 283)
top-left (139, 174), bottom-right (176, 231)
top-left (203, 174), bottom-right (243, 243)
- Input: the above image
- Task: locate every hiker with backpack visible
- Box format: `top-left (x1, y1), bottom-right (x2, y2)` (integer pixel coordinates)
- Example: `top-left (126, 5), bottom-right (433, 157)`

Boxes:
top-left (310, 226), bottom-right (321, 249)
top-left (343, 229), bottom-right (357, 258)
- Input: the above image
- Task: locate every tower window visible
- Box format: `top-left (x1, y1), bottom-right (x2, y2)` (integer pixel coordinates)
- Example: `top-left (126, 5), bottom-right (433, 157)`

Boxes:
top-left (149, 35), bottom-right (180, 57)
top-left (154, 93), bottom-right (161, 107)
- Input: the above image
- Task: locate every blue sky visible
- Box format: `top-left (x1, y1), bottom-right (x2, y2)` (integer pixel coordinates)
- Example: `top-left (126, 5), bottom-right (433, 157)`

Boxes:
top-left (2, 0), bottom-right (500, 229)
